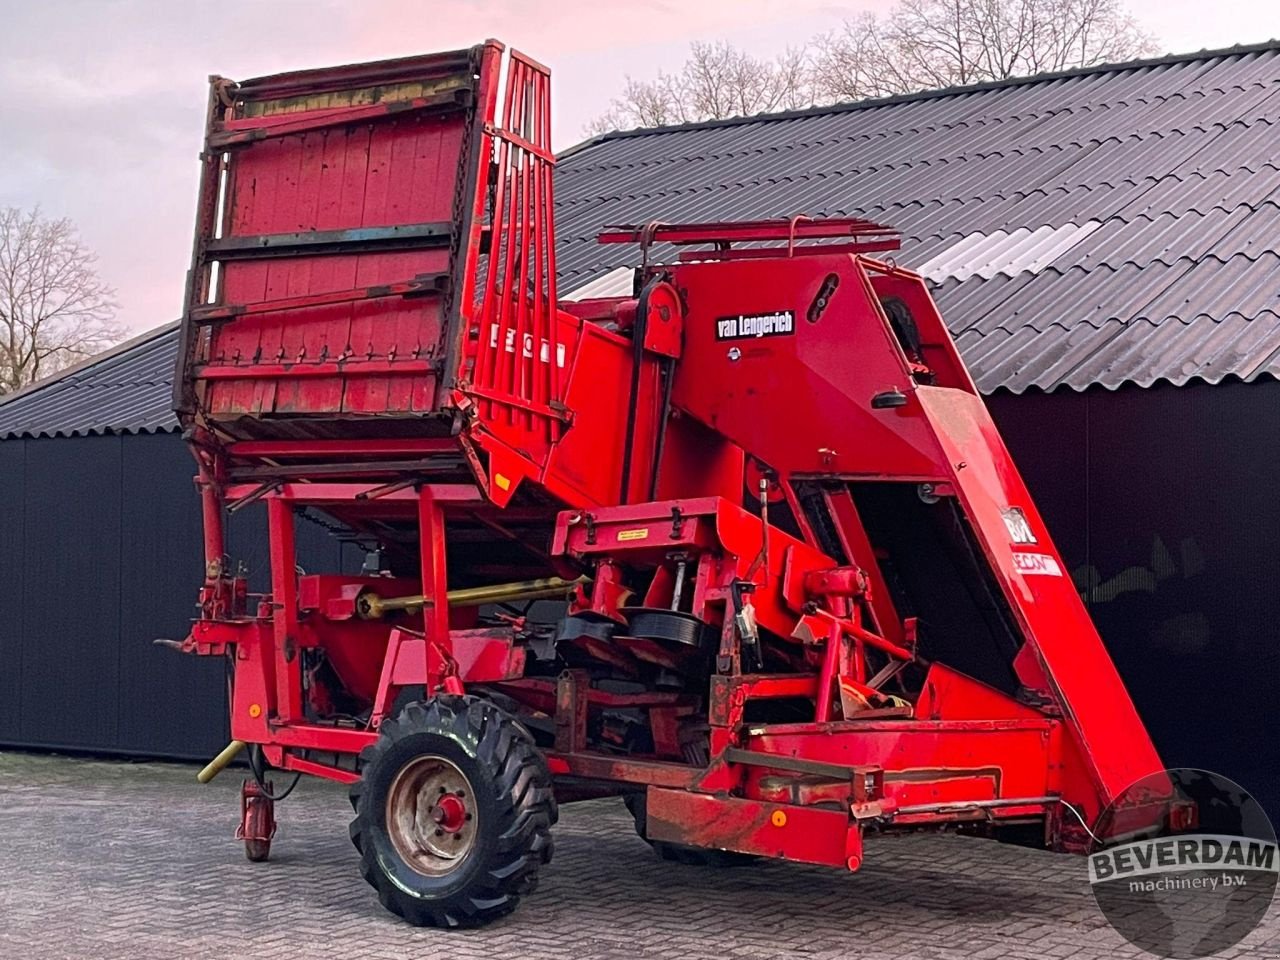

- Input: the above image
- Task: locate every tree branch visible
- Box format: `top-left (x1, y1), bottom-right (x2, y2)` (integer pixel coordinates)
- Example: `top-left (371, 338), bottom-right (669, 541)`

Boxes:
top-left (0, 207), bottom-right (122, 395)
top-left (589, 0), bottom-right (1157, 132)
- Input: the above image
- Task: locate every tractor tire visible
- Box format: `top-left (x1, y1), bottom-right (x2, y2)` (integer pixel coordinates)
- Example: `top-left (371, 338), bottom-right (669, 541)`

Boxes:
top-left (349, 696), bottom-right (557, 927)
top-left (624, 793), bottom-right (758, 867)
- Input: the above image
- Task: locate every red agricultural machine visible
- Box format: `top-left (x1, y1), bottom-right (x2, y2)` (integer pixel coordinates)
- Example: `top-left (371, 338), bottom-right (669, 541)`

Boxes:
top-left (174, 41), bottom-right (1170, 926)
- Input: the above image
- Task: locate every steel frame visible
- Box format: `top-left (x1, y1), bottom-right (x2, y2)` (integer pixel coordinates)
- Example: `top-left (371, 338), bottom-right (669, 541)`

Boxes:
top-left (185, 472), bottom-right (1085, 865)
top-left (172, 40), bottom-right (1171, 890)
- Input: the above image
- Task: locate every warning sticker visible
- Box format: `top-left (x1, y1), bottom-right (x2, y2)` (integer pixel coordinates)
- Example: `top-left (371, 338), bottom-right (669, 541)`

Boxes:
top-left (1012, 552), bottom-right (1063, 577)
top-left (617, 528), bottom-right (650, 542)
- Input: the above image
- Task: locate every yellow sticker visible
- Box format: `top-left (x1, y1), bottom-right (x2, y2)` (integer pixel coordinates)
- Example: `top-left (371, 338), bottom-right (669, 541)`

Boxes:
top-left (617, 528), bottom-right (650, 542)
top-left (494, 473), bottom-right (512, 491)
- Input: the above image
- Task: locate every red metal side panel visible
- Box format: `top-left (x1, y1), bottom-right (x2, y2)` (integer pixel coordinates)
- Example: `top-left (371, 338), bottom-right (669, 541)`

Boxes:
top-left (178, 46), bottom-right (498, 435)
top-left (451, 51), bottom-right (578, 502)
top-left (669, 253), bottom-right (950, 478)
top-left (210, 120), bottom-right (455, 419)
top-left (916, 385), bottom-right (1165, 817)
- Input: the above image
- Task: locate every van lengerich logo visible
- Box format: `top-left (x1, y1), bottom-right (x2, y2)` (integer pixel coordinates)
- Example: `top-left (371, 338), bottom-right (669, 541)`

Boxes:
top-left (714, 310), bottom-right (795, 340)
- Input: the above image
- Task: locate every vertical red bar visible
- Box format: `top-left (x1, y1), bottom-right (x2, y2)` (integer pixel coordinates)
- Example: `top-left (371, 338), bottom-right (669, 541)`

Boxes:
top-left (466, 49), bottom-right (561, 438)
top-left (502, 59), bottom-right (523, 425)
top-left (529, 163), bottom-right (545, 435)
top-left (845, 602), bottom-right (866, 684)
top-left (529, 69), bottom-right (547, 440)
top-left (458, 44), bottom-right (503, 416)
top-left (474, 131), bottom-right (510, 415)
top-left (267, 496), bottom-right (303, 722)
top-left (197, 458), bottom-right (225, 568)
top-left (493, 60), bottom-right (523, 422)
top-left (474, 51), bottom-right (519, 419)
top-left (540, 69), bottom-right (561, 441)
top-left (821, 488), bottom-right (905, 648)
top-left (418, 491), bottom-right (451, 652)
top-left (513, 65), bottom-right (534, 428)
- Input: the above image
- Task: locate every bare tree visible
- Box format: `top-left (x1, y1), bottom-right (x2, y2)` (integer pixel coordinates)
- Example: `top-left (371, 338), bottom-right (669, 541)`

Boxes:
top-left (588, 0), bottom-right (1156, 132)
top-left (815, 0), bottom-right (1157, 101)
top-left (0, 207), bottom-right (122, 396)
top-left (586, 41), bottom-right (814, 134)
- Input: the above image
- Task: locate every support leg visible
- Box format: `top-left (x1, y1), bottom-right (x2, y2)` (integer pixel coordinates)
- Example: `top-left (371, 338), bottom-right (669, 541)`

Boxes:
top-left (267, 497), bottom-right (303, 722)
top-left (418, 491), bottom-right (450, 652)
top-left (236, 779), bottom-right (277, 863)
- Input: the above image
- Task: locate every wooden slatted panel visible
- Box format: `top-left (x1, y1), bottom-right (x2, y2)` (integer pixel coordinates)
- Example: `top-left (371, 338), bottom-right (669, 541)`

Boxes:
top-left (178, 47), bottom-right (494, 436)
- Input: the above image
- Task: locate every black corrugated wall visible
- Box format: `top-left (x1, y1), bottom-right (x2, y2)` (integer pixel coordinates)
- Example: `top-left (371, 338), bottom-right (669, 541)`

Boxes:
top-left (988, 379), bottom-right (1280, 820)
top-left (0, 431), bottom-right (350, 760)
top-left (0, 382), bottom-right (1274, 817)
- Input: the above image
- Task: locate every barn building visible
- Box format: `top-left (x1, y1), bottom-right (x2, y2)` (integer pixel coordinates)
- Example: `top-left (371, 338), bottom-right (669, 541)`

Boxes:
top-left (1, 42), bottom-right (1276, 811)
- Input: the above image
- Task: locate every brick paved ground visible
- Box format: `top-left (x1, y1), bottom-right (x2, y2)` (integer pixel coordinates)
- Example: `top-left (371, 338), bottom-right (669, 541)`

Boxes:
top-left (1, 751), bottom-right (1275, 960)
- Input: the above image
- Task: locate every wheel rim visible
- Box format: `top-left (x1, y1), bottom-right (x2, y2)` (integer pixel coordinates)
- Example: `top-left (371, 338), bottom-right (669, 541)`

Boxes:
top-left (385, 755), bottom-right (478, 877)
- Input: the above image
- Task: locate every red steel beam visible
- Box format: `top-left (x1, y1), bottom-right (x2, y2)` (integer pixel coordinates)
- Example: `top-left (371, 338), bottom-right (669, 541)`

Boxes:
top-left (598, 217), bottom-right (899, 246)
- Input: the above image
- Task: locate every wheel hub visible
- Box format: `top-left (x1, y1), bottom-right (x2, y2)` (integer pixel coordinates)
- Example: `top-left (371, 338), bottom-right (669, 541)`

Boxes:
top-left (432, 793), bottom-right (467, 832)
top-left (386, 755), bottom-right (478, 876)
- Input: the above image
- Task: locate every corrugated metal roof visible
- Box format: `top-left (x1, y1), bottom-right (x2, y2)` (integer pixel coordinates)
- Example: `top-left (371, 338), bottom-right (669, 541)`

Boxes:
top-left (0, 323), bottom-right (182, 439)
top-left (555, 41), bottom-right (1280, 392)
top-left (916, 221), bottom-right (1102, 283)
top-left (4, 42), bottom-right (1279, 441)
top-left (562, 266), bottom-right (635, 301)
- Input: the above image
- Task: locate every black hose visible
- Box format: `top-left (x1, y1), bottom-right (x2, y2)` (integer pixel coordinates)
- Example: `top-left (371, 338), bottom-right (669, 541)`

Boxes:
top-left (248, 744), bottom-right (302, 802)
top-left (226, 647), bottom-right (302, 801)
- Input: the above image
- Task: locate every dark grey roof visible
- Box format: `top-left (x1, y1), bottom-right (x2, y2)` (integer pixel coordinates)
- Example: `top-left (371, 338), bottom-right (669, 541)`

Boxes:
top-left (0, 323), bottom-right (181, 439)
top-left (555, 41), bottom-right (1280, 392)
top-left (4, 42), bottom-right (1278, 440)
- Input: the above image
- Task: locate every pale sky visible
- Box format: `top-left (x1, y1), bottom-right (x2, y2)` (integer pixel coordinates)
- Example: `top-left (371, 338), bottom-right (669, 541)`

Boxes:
top-left (2, 0), bottom-right (1278, 334)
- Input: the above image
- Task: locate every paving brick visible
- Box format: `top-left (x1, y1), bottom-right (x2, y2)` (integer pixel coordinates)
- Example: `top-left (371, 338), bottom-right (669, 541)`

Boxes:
top-left (1, 751), bottom-right (1276, 960)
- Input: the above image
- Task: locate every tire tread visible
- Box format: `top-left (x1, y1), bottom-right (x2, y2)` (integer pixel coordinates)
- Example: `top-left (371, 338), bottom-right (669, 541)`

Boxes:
top-left (349, 695), bottom-right (557, 927)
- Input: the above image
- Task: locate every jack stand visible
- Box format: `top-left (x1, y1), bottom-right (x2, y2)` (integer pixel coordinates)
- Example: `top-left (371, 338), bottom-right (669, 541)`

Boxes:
top-left (236, 779), bottom-right (277, 863)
